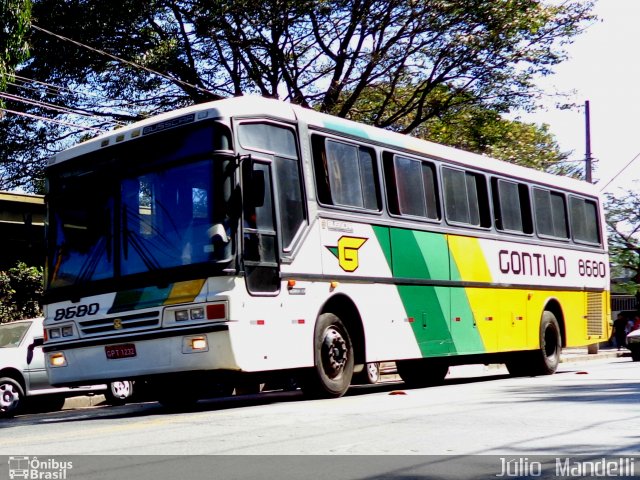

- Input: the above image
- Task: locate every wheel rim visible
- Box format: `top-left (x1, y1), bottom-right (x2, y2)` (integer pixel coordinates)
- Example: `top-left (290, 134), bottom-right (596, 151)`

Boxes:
top-left (366, 363), bottom-right (380, 383)
top-left (0, 383), bottom-right (20, 413)
top-left (321, 327), bottom-right (348, 379)
top-left (110, 381), bottom-right (131, 399)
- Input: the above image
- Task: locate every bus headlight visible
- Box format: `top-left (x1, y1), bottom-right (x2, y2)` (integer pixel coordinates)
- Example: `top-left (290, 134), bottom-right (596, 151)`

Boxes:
top-left (182, 336), bottom-right (208, 353)
top-left (49, 352), bottom-right (67, 367)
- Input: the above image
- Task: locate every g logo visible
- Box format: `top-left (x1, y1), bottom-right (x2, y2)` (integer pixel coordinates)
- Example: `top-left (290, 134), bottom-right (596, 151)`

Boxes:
top-left (326, 236), bottom-right (368, 272)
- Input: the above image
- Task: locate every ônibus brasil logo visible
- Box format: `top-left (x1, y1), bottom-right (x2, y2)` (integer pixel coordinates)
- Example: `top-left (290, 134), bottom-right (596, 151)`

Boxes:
top-left (326, 236), bottom-right (368, 272)
top-left (8, 456), bottom-right (73, 479)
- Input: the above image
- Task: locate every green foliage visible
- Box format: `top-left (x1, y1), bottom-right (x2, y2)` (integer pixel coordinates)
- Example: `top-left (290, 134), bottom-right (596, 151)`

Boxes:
top-left (0, 0), bottom-right (31, 93)
top-left (345, 83), bottom-right (578, 175)
top-left (0, 0), bottom-right (595, 190)
top-left (605, 189), bottom-right (640, 296)
top-left (0, 261), bottom-right (43, 322)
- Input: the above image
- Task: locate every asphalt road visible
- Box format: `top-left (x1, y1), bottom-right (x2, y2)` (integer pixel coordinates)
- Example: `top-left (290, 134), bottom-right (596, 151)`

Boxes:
top-left (1, 353), bottom-right (638, 480)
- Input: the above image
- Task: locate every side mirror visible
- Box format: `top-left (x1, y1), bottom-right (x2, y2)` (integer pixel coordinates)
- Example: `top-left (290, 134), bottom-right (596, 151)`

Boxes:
top-left (31, 337), bottom-right (44, 348)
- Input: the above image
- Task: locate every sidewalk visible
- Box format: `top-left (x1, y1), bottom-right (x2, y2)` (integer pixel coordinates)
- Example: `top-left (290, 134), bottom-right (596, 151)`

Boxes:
top-left (560, 344), bottom-right (630, 363)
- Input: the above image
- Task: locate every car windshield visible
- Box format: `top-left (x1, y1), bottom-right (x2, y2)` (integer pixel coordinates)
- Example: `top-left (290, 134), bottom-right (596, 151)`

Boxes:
top-left (0, 322), bottom-right (31, 348)
top-left (47, 122), bottom-right (236, 289)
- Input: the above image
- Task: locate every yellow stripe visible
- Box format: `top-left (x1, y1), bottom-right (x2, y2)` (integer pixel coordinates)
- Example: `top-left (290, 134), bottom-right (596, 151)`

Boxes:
top-left (163, 279), bottom-right (207, 305)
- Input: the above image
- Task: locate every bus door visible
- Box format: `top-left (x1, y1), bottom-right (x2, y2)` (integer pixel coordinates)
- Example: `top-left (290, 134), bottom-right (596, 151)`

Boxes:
top-left (235, 120), bottom-right (308, 295)
top-left (241, 158), bottom-right (280, 294)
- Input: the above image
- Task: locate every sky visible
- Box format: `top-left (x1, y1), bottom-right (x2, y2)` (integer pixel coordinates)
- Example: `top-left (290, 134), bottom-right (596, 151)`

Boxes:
top-left (519, 0), bottom-right (640, 196)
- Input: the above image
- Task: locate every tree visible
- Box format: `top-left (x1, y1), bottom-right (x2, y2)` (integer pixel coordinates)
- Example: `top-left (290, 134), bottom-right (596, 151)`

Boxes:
top-left (0, 0), bottom-right (31, 93)
top-left (0, 262), bottom-right (43, 322)
top-left (606, 189), bottom-right (640, 297)
top-left (1, 0), bottom-right (594, 191)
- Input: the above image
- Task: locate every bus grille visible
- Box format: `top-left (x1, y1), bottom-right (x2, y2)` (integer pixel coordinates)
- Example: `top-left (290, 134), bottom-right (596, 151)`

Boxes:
top-left (586, 293), bottom-right (604, 336)
top-left (78, 311), bottom-right (160, 336)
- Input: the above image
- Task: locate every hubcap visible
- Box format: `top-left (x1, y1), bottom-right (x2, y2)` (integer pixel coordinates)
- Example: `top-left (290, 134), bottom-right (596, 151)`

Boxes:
top-left (0, 384), bottom-right (19, 412)
top-left (110, 381), bottom-right (130, 399)
top-left (321, 327), bottom-right (348, 379)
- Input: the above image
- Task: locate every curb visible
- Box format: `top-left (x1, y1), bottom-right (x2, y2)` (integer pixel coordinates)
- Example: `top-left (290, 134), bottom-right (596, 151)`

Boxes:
top-left (62, 394), bottom-right (106, 410)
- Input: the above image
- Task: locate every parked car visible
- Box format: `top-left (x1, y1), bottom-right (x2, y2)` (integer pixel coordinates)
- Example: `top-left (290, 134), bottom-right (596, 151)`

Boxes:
top-left (626, 329), bottom-right (640, 361)
top-left (0, 317), bottom-right (133, 418)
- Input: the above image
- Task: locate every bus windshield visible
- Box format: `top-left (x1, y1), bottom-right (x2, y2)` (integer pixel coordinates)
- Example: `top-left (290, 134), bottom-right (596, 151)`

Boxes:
top-left (47, 123), bottom-right (236, 290)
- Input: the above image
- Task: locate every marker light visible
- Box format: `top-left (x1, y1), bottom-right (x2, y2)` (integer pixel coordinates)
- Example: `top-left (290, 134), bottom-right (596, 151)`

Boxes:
top-left (191, 337), bottom-right (207, 350)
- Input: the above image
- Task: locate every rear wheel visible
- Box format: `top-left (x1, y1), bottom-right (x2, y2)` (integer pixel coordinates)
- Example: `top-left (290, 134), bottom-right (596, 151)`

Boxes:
top-left (508, 311), bottom-right (562, 377)
top-left (303, 313), bottom-right (354, 398)
top-left (533, 311), bottom-right (562, 375)
top-left (396, 359), bottom-right (449, 388)
top-left (0, 377), bottom-right (25, 418)
top-left (630, 346), bottom-right (640, 362)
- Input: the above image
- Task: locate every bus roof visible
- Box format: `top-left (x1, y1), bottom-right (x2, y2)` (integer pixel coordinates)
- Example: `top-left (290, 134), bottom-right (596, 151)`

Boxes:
top-left (49, 96), bottom-right (599, 198)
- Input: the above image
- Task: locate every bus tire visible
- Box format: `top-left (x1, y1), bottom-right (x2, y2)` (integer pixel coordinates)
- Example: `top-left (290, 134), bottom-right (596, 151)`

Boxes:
top-left (0, 377), bottom-right (25, 418)
top-left (396, 359), bottom-right (448, 388)
top-left (532, 311), bottom-right (562, 375)
top-left (304, 313), bottom-right (354, 398)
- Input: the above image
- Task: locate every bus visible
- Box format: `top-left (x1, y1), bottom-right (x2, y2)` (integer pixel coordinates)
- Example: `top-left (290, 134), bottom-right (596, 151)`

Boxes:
top-left (42, 96), bottom-right (610, 404)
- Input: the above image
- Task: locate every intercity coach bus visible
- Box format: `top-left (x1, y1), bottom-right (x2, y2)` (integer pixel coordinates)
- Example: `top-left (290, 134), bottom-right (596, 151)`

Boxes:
top-left (42, 96), bottom-right (610, 404)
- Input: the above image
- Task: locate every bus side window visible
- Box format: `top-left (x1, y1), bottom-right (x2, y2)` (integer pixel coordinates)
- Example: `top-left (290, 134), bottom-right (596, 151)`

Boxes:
top-left (311, 135), bottom-right (380, 212)
top-left (533, 188), bottom-right (569, 239)
top-left (384, 153), bottom-right (440, 220)
top-left (570, 196), bottom-right (600, 244)
top-left (442, 167), bottom-right (491, 228)
top-left (491, 178), bottom-right (533, 234)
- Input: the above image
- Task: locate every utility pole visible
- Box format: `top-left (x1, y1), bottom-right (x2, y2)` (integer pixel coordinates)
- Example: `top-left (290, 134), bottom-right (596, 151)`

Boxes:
top-left (585, 100), bottom-right (599, 355)
top-left (585, 100), bottom-right (593, 183)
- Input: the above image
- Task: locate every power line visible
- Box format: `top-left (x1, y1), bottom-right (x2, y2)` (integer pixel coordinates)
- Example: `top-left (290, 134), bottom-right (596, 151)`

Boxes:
top-left (0, 107), bottom-right (106, 132)
top-left (598, 151), bottom-right (640, 192)
top-left (0, 91), bottom-right (125, 125)
top-left (31, 24), bottom-right (216, 99)
top-left (10, 74), bottom-right (156, 112)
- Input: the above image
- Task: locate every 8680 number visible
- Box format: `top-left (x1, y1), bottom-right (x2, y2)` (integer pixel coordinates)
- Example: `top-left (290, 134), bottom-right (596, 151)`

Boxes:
top-left (54, 303), bottom-right (100, 320)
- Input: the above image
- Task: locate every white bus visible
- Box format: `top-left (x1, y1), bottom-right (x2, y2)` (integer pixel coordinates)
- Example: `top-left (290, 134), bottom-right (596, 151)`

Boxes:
top-left (43, 96), bottom-right (610, 405)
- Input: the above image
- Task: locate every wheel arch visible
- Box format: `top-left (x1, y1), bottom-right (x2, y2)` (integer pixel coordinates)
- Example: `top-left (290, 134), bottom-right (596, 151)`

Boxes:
top-left (318, 293), bottom-right (366, 366)
top-left (543, 298), bottom-right (566, 348)
top-left (0, 368), bottom-right (26, 391)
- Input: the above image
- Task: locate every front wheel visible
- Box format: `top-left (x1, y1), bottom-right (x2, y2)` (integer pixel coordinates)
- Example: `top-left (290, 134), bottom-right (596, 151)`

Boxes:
top-left (0, 377), bottom-right (25, 418)
top-left (303, 313), bottom-right (354, 399)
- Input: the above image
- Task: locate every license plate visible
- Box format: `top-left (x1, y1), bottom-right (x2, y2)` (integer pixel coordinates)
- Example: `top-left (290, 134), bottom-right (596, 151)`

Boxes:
top-left (105, 343), bottom-right (137, 360)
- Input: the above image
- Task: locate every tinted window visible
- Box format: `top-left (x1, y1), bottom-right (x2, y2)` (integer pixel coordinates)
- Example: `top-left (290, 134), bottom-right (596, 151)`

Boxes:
top-left (238, 123), bottom-right (297, 158)
top-left (534, 188), bottom-right (568, 239)
top-left (570, 196), bottom-right (600, 244)
top-left (443, 167), bottom-right (490, 227)
top-left (312, 136), bottom-right (380, 211)
top-left (238, 123), bottom-right (306, 250)
top-left (386, 155), bottom-right (439, 220)
top-left (492, 179), bottom-right (533, 234)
